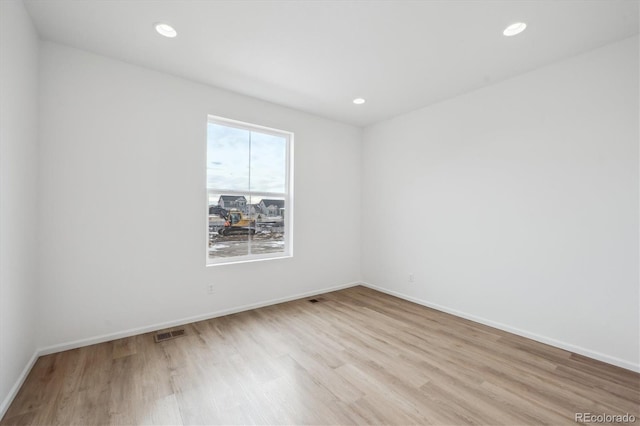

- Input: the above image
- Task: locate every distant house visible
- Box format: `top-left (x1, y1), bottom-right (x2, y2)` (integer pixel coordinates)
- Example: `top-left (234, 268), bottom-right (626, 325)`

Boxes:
top-left (259, 199), bottom-right (285, 217)
top-left (218, 195), bottom-right (247, 213)
top-left (247, 204), bottom-right (262, 215)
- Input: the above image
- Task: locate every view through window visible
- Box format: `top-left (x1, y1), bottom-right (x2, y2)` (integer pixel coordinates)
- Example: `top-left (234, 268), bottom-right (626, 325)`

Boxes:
top-left (207, 116), bottom-right (292, 264)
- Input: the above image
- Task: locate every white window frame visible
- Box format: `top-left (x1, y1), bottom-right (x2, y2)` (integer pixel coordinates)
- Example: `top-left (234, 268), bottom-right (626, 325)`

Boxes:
top-left (206, 115), bottom-right (294, 266)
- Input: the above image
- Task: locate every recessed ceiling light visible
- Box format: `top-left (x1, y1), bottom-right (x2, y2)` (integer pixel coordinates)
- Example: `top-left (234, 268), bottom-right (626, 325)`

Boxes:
top-left (503, 22), bottom-right (527, 37)
top-left (155, 23), bottom-right (177, 38)
top-left (353, 98), bottom-right (366, 105)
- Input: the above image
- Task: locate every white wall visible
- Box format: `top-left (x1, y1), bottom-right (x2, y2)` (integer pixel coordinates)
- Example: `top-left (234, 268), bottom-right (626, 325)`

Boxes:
top-left (362, 36), bottom-right (639, 371)
top-left (0, 0), bottom-right (40, 415)
top-left (37, 42), bottom-right (361, 350)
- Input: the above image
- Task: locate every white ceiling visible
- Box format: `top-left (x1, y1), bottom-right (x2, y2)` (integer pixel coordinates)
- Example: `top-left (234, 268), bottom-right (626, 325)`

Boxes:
top-left (24, 0), bottom-right (639, 127)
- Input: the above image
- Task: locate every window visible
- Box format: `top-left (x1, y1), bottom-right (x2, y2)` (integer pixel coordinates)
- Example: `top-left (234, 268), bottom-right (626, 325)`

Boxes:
top-left (206, 116), bottom-right (293, 265)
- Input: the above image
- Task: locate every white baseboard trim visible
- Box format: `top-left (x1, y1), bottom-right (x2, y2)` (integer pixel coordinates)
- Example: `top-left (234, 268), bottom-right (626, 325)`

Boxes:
top-left (360, 281), bottom-right (640, 373)
top-left (0, 349), bottom-right (39, 420)
top-left (38, 281), bottom-right (361, 356)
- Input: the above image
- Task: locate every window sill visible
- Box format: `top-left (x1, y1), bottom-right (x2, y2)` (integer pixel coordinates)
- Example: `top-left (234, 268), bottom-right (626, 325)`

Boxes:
top-left (206, 253), bottom-right (292, 267)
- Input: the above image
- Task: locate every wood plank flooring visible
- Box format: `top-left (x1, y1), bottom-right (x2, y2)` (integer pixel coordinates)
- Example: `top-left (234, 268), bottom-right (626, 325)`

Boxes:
top-left (2, 286), bottom-right (639, 425)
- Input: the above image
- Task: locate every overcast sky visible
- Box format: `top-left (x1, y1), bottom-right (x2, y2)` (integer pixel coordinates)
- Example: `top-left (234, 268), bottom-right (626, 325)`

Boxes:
top-left (207, 123), bottom-right (286, 195)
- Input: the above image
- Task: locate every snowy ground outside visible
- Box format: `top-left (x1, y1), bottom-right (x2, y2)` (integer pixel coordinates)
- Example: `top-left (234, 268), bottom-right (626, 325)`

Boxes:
top-left (209, 232), bottom-right (285, 258)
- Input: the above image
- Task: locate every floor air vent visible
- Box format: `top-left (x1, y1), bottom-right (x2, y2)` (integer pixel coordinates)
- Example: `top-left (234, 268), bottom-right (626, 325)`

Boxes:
top-left (154, 329), bottom-right (186, 343)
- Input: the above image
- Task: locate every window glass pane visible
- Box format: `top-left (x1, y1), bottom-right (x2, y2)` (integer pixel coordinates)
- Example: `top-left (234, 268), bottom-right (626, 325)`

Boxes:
top-left (207, 123), bottom-right (250, 191)
top-left (250, 132), bottom-right (287, 193)
top-left (208, 194), bottom-right (286, 260)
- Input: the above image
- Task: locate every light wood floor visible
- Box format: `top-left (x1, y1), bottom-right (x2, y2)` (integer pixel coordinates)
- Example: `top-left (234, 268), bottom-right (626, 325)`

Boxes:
top-left (2, 286), bottom-right (639, 425)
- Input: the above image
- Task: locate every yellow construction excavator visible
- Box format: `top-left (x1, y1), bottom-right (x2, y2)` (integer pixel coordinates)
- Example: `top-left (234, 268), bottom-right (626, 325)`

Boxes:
top-left (209, 206), bottom-right (256, 236)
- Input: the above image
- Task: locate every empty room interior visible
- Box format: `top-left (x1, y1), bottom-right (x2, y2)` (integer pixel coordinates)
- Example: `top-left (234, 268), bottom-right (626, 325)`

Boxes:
top-left (1, 0), bottom-right (639, 424)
